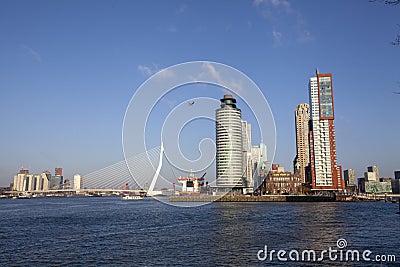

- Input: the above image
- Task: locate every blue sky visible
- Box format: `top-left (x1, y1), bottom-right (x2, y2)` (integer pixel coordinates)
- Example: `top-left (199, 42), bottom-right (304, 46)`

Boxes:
top-left (0, 0), bottom-right (399, 186)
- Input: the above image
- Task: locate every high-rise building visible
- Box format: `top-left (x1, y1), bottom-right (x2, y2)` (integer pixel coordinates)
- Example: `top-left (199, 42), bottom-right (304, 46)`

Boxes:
top-left (50, 175), bottom-right (64, 189)
top-left (259, 143), bottom-right (267, 163)
top-left (73, 174), bottom-right (82, 191)
top-left (308, 70), bottom-right (344, 190)
top-left (13, 169), bottom-right (49, 191)
top-left (344, 169), bottom-right (356, 186)
top-left (55, 167), bottom-right (63, 176)
top-left (241, 120), bottom-right (252, 153)
top-left (216, 94), bottom-right (243, 188)
top-left (248, 143), bottom-right (268, 190)
top-left (241, 120), bottom-right (253, 187)
top-left (51, 167), bottom-right (64, 189)
top-left (294, 103), bottom-right (310, 183)
top-left (364, 166), bottom-right (379, 182)
top-left (367, 166), bottom-right (379, 180)
top-left (395, 171), bottom-right (400, 179)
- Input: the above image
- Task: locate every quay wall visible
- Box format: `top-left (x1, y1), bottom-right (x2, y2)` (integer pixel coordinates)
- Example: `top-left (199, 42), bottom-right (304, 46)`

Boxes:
top-left (169, 195), bottom-right (335, 202)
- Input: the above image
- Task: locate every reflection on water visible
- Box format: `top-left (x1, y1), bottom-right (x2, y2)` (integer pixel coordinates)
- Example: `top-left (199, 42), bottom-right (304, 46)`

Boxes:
top-left (0, 198), bottom-right (398, 266)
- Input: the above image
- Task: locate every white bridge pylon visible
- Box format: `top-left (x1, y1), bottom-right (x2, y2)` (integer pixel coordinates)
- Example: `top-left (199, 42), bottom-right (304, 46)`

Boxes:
top-left (147, 142), bottom-right (164, 196)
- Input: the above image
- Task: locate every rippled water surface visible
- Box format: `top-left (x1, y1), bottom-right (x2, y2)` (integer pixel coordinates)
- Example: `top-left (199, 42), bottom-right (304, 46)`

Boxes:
top-left (0, 197), bottom-right (399, 266)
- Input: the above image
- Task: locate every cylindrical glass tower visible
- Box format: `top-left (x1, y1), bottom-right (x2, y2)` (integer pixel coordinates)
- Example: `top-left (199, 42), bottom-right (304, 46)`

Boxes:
top-left (216, 94), bottom-right (243, 187)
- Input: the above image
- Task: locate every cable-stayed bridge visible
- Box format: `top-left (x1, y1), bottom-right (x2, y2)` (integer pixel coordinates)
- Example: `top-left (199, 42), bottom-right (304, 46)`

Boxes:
top-left (83, 146), bottom-right (161, 190)
top-left (82, 144), bottom-right (207, 194)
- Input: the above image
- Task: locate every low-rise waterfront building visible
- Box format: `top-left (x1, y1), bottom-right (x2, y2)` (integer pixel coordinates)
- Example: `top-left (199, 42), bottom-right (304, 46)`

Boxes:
top-left (364, 181), bottom-right (392, 194)
top-left (392, 179), bottom-right (400, 194)
top-left (260, 165), bottom-right (302, 195)
top-left (358, 177), bottom-right (366, 193)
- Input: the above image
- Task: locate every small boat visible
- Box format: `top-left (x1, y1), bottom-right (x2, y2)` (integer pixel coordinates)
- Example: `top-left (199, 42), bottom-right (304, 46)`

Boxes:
top-left (16, 193), bottom-right (32, 199)
top-left (121, 195), bottom-right (144, 200)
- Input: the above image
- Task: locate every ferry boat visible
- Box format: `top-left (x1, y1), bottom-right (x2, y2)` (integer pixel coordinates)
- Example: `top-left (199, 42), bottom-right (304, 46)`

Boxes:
top-left (121, 194), bottom-right (144, 200)
top-left (15, 193), bottom-right (32, 199)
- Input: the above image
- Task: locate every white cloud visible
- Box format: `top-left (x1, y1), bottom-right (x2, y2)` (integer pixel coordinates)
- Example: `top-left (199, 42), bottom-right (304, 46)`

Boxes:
top-left (158, 68), bottom-right (175, 78)
top-left (298, 30), bottom-right (312, 43)
top-left (20, 44), bottom-right (42, 62)
top-left (137, 64), bottom-right (175, 78)
top-left (176, 4), bottom-right (187, 14)
top-left (202, 62), bottom-right (222, 83)
top-left (271, 0), bottom-right (292, 12)
top-left (272, 29), bottom-right (283, 47)
top-left (229, 79), bottom-right (245, 94)
top-left (137, 65), bottom-right (153, 76)
top-left (187, 63), bottom-right (244, 96)
top-left (253, 0), bottom-right (312, 45)
top-left (253, 0), bottom-right (292, 12)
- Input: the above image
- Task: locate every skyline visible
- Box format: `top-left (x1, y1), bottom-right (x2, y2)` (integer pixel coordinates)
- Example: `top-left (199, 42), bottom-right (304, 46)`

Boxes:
top-left (1, 0), bottom-right (400, 186)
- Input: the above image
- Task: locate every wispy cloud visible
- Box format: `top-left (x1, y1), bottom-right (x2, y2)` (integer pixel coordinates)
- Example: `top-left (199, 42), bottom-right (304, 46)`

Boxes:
top-left (272, 29), bottom-right (283, 47)
top-left (20, 44), bottom-right (42, 62)
top-left (203, 62), bottom-right (222, 83)
top-left (158, 68), bottom-right (175, 78)
top-left (297, 30), bottom-right (312, 43)
top-left (253, 0), bottom-right (313, 45)
top-left (137, 64), bottom-right (175, 78)
top-left (175, 4), bottom-right (187, 14)
top-left (187, 62), bottom-right (244, 95)
top-left (259, 0), bottom-right (292, 12)
top-left (272, 0), bottom-right (292, 11)
top-left (137, 65), bottom-right (153, 76)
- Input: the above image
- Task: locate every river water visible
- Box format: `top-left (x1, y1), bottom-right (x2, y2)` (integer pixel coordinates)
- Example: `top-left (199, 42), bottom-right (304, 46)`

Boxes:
top-left (0, 197), bottom-right (399, 266)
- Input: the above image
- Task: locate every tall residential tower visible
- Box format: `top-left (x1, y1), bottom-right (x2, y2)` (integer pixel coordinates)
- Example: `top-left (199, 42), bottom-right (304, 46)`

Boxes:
top-left (344, 169), bottom-right (356, 186)
top-left (294, 103), bottom-right (310, 183)
top-left (241, 120), bottom-right (253, 187)
top-left (216, 94), bottom-right (243, 188)
top-left (308, 71), bottom-right (344, 190)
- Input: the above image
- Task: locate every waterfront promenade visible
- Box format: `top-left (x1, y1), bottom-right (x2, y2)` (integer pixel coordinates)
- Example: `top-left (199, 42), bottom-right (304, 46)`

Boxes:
top-left (170, 195), bottom-right (336, 202)
top-left (170, 194), bottom-right (400, 202)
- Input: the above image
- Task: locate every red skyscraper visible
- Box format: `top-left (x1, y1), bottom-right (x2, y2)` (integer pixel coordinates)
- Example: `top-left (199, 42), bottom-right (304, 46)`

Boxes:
top-left (308, 71), bottom-right (345, 191)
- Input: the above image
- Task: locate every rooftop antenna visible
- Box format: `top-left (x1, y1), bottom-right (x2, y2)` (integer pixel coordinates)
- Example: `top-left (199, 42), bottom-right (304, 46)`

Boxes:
top-left (315, 68), bottom-right (319, 75)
